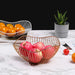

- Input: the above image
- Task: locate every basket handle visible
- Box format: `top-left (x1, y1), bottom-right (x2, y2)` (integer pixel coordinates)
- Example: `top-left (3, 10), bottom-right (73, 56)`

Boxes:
top-left (13, 35), bottom-right (27, 44)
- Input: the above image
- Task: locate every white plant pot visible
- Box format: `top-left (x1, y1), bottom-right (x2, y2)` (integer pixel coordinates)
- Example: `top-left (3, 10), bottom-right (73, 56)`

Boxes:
top-left (54, 22), bottom-right (69, 38)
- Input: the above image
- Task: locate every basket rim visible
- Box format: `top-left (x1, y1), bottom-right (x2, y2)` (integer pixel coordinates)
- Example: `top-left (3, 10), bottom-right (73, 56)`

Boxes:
top-left (13, 35), bottom-right (60, 47)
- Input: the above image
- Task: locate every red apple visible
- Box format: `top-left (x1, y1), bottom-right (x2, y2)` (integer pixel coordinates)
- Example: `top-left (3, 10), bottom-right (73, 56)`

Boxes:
top-left (19, 47), bottom-right (28, 57)
top-left (20, 41), bottom-right (26, 48)
top-left (24, 41), bottom-right (33, 50)
top-left (33, 43), bottom-right (37, 48)
top-left (42, 45), bottom-right (55, 60)
top-left (33, 42), bottom-right (45, 50)
top-left (19, 41), bottom-right (33, 57)
top-left (28, 48), bottom-right (43, 63)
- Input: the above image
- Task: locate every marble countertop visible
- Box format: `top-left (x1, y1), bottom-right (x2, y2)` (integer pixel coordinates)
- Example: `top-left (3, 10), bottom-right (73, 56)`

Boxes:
top-left (0, 30), bottom-right (75, 75)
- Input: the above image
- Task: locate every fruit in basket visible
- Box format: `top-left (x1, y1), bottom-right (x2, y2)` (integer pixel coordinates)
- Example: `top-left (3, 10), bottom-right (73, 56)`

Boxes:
top-left (42, 45), bottom-right (55, 60)
top-left (63, 49), bottom-right (69, 55)
top-left (0, 22), bottom-right (26, 37)
top-left (15, 24), bottom-right (25, 35)
top-left (6, 24), bottom-right (13, 28)
top-left (18, 27), bottom-right (25, 35)
top-left (19, 41), bottom-right (33, 56)
top-left (15, 24), bottom-right (22, 32)
top-left (23, 41), bottom-right (33, 51)
top-left (13, 35), bottom-right (60, 64)
top-left (20, 41), bottom-right (33, 50)
top-left (0, 23), bottom-right (6, 34)
top-left (20, 41), bottom-right (26, 48)
top-left (15, 24), bottom-right (22, 28)
top-left (0, 22), bottom-right (5, 27)
top-left (19, 41), bottom-right (28, 57)
top-left (33, 42), bottom-right (45, 50)
top-left (0, 26), bottom-right (2, 31)
top-left (19, 47), bottom-right (28, 57)
top-left (15, 26), bottom-right (20, 32)
top-left (28, 48), bottom-right (43, 63)
top-left (7, 28), bottom-right (16, 37)
top-left (19, 41), bottom-right (57, 62)
top-left (1, 27), bottom-right (8, 34)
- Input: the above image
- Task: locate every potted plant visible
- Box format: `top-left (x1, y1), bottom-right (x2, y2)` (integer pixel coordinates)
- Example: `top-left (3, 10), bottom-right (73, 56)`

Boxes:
top-left (54, 10), bottom-right (69, 38)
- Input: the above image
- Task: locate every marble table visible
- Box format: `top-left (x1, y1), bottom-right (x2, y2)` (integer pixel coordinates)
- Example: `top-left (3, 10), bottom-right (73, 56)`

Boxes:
top-left (0, 30), bottom-right (75, 75)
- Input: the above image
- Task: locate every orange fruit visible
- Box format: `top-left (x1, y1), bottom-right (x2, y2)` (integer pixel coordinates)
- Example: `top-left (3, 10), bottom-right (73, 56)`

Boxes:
top-left (7, 28), bottom-right (16, 33)
top-left (6, 24), bottom-right (13, 28)
top-left (0, 26), bottom-right (2, 31)
top-left (15, 26), bottom-right (20, 32)
top-left (72, 53), bottom-right (75, 62)
top-left (13, 27), bottom-right (17, 31)
top-left (0, 26), bottom-right (2, 34)
top-left (0, 22), bottom-right (5, 27)
top-left (17, 27), bottom-right (25, 35)
top-left (15, 24), bottom-right (22, 28)
top-left (1, 27), bottom-right (8, 35)
top-left (7, 28), bottom-right (16, 37)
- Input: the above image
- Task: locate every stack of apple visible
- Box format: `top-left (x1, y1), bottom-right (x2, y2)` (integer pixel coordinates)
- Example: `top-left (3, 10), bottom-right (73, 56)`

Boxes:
top-left (19, 41), bottom-right (55, 63)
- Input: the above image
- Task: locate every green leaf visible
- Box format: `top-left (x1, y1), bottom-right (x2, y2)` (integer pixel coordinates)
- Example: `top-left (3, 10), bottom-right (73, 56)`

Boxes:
top-left (54, 15), bottom-right (59, 24)
top-left (62, 11), bottom-right (67, 19)
top-left (54, 10), bottom-right (68, 25)
top-left (60, 13), bottom-right (63, 21)
top-left (57, 10), bottom-right (60, 20)
top-left (59, 21), bottom-right (64, 25)
top-left (64, 17), bottom-right (68, 23)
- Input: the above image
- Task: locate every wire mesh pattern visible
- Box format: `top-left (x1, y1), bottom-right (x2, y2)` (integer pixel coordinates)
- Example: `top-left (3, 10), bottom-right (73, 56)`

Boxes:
top-left (13, 35), bottom-right (60, 64)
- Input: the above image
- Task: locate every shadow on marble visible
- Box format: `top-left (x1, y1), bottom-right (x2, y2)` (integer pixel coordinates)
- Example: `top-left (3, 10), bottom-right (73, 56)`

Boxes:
top-left (11, 56), bottom-right (29, 65)
top-left (70, 60), bottom-right (75, 64)
top-left (12, 56), bottom-right (25, 62)
top-left (0, 56), bottom-right (5, 62)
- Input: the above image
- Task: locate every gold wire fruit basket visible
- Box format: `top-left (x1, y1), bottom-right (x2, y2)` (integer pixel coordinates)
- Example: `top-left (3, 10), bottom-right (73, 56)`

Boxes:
top-left (13, 35), bottom-right (60, 64)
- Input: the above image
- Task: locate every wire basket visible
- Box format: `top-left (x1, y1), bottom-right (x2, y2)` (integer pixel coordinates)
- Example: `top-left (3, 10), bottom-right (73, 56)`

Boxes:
top-left (13, 35), bottom-right (60, 64)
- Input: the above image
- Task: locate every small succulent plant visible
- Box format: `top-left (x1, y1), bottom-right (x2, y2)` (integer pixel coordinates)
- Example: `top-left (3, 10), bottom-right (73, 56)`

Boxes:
top-left (54, 10), bottom-right (68, 25)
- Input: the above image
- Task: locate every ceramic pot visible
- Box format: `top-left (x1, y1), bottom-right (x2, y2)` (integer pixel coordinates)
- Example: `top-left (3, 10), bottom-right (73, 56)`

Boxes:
top-left (55, 22), bottom-right (69, 38)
